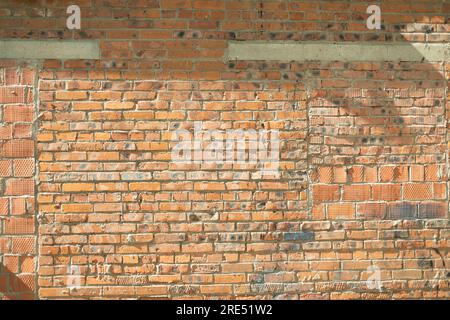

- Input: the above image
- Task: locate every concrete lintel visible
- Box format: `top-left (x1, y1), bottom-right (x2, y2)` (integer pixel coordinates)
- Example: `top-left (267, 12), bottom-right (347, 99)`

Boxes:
top-left (0, 40), bottom-right (100, 60)
top-left (227, 41), bottom-right (450, 62)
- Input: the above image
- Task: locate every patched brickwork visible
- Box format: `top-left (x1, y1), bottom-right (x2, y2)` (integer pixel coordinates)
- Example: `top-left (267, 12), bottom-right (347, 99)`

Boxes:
top-left (0, 61), bottom-right (37, 300)
top-left (0, 0), bottom-right (449, 300)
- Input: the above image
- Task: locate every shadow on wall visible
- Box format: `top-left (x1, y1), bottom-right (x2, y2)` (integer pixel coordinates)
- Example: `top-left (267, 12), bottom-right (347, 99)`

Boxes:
top-left (307, 35), bottom-right (448, 220)
top-left (0, 261), bottom-right (35, 300)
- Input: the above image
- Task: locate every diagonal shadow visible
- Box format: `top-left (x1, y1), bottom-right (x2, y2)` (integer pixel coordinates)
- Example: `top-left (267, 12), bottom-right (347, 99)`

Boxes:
top-left (306, 9), bottom-right (449, 220)
top-left (0, 263), bottom-right (35, 300)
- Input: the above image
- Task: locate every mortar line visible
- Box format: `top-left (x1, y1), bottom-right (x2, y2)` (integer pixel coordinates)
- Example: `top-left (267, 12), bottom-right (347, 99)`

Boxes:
top-left (32, 59), bottom-right (42, 300)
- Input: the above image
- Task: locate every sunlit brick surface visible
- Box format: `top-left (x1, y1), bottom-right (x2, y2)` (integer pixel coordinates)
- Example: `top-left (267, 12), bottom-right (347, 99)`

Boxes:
top-left (0, 0), bottom-right (449, 300)
top-left (0, 62), bottom-right (36, 300)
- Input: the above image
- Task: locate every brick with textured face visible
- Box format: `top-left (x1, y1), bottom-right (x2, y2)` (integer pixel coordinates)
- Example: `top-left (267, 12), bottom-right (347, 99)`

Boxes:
top-left (5, 179), bottom-right (34, 196)
top-left (372, 184), bottom-right (401, 201)
top-left (342, 185), bottom-right (371, 201)
top-left (404, 183), bottom-right (433, 200)
top-left (312, 185), bottom-right (340, 203)
top-left (0, 197), bottom-right (9, 215)
top-left (0, 87), bottom-right (30, 104)
top-left (3, 105), bottom-right (34, 123)
top-left (1, 140), bottom-right (34, 158)
top-left (357, 203), bottom-right (387, 219)
top-left (11, 237), bottom-right (35, 254)
top-left (4, 217), bottom-right (35, 234)
top-left (0, 160), bottom-right (12, 177)
top-left (327, 203), bottom-right (355, 219)
top-left (13, 159), bottom-right (34, 177)
top-left (55, 91), bottom-right (88, 100)
top-left (418, 202), bottom-right (447, 219)
top-left (387, 202), bottom-right (418, 220)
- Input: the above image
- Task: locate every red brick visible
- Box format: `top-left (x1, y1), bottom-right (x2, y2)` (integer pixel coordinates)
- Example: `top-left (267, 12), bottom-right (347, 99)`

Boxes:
top-left (1, 140), bottom-right (34, 158)
top-left (0, 198), bottom-right (9, 215)
top-left (0, 160), bottom-right (12, 177)
top-left (343, 185), bottom-right (371, 201)
top-left (5, 179), bottom-right (34, 196)
top-left (372, 184), bottom-right (401, 201)
top-left (404, 183), bottom-right (432, 200)
top-left (312, 185), bottom-right (340, 203)
top-left (328, 203), bottom-right (355, 219)
top-left (11, 237), bottom-right (35, 254)
top-left (3, 105), bottom-right (33, 122)
top-left (0, 87), bottom-right (30, 104)
top-left (4, 217), bottom-right (35, 234)
top-left (13, 159), bottom-right (35, 177)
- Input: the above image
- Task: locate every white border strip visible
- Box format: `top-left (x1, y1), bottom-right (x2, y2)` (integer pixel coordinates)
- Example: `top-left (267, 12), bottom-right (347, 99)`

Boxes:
top-left (0, 40), bottom-right (100, 59)
top-left (227, 41), bottom-right (450, 62)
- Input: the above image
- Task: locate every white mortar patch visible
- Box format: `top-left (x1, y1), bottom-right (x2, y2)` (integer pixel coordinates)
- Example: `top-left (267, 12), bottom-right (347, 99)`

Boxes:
top-left (227, 41), bottom-right (450, 62)
top-left (0, 40), bottom-right (100, 60)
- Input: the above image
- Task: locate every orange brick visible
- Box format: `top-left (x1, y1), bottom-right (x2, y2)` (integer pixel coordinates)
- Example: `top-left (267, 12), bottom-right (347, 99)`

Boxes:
top-left (11, 237), bottom-right (35, 254)
top-left (62, 204), bottom-right (93, 213)
top-left (129, 182), bottom-right (161, 191)
top-left (200, 285), bottom-right (233, 295)
top-left (364, 167), bottom-right (378, 183)
top-left (403, 183), bottom-right (432, 200)
top-left (372, 184), bottom-right (401, 201)
top-left (62, 183), bottom-right (95, 192)
top-left (424, 165), bottom-right (440, 181)
top-left (11, 197), bottom-right (30, 215)
top-left (0, 198), bottom-right (9, 215)
top-left (0, 160), bottom-right (12, 177)
top-left (13, 159), bottom-right (35, 177)
top-left (357, 203), bottom-right (387, 219)
top-left (328, 203), bottom-right (355, 219)
top-left (348, 166), bottom-right (364, 183)
top-left (105, 101), bottom-right (135, 110)
top-left (333, 167), bottom-right (347, 183)
top-left (3, 255), bottom-right (19, 273)
top-left (13, 123), bottom-right (32, 138)
top-left (0, 87), bottom-right (29, 104)
top-left (312, 185), bottom-right (340, 203)
top-left (317, 166), bottom-right (333, 183)
top-left (21, 257), bottom-right (35, 273)
top-left (55, 91), bottom-right (88, 100)
top-left (4, 217), bottom-right (35, 234)
top-left (3, 105), bottom-right (33, 122)
top-left (410, 165), bottom-right (425, 181)
top-left (380, 166), bottom-right (408, 182)
top-left (1, 140), bottom-right (34, 158)
top-left (343, 185), bottom-right (371, 201)
top-left (5, 179), bottom-right (34, 196)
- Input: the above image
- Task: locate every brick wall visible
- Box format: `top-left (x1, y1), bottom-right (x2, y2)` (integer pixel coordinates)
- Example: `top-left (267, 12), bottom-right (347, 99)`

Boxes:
top-left (0, 61), bottom-right (37, 300)
top-left (0, 0), bottom-right (449, 299)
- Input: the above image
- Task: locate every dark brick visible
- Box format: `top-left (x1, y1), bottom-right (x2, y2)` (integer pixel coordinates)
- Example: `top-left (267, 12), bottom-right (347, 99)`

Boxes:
top-left (283, 231), bottom-right (314, 242)
top-left (418, 202), bottom-right (447, 219)
top-left (387, 203), bottom-right (418, 220)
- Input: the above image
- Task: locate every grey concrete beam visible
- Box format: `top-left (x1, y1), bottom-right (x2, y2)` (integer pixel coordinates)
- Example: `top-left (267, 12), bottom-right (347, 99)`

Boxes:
top-left (227, 41), bottom-right (450, 62)
top-left (0, 40), bottom-right (100, 60)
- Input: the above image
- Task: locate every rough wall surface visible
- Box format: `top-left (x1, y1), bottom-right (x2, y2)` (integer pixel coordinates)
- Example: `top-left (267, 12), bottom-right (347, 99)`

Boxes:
top-left (0, 0), bottom-right (448, 299)
top-left (0, 61), bottom-right (37, 299)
